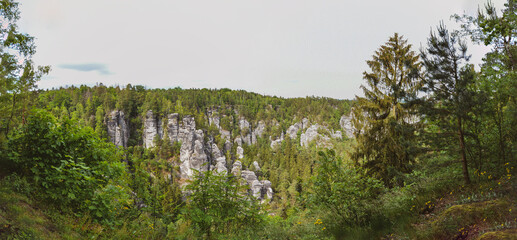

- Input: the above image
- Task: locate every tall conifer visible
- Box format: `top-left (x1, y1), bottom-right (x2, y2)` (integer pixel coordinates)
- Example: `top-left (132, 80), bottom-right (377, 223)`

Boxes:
top-left (352, 33), bottom-right (421, 186)
top-left (420, 23), bottom-right (477, 184)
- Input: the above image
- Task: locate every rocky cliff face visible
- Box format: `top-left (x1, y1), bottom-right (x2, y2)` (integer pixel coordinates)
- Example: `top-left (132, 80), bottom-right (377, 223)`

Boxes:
top-left (270, 132), bottom-right (284, 148)
top-left (107, 110), bottom-right (129, 148)
top-left (143, 110), bottom-right (163, 148)
top-left (179, 129), bottom-right (208, 178)
top-left (239, 164), bottom-right (273, 201)
top-left (239, 117), bottom-right (252, 145)
top-left (269, 117), bottom-right (343, 148)
top-left (300, 124), bottom-right (329, 147)
top-left (286, 118), bottom-right (308, 139)
top-left (340, 114), bottom-right (355, 138)
top-left (251, 120), bottom-right (266, 144)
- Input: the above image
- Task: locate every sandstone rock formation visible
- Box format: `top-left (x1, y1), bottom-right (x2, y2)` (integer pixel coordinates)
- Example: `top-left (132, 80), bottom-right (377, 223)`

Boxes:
top-left (252, 161), bottom-right (261, 171)
top-left (239, 168), bottom-right (273, 201)
top-left (214, 157), bottom-right (227, 173)
top-left (166, 113), bottom-right (180, 142)
top-left (300, 124), bottom-right (330, 147)
top-left (287, 122), bottom-right (302, 139)
top-left (179, 129), bottom-right (208, 178)
top-left (251, 120), bottom-right (266, 144)
top-left (231, 160), bottom-right (242, 175)
top-left (143, 110), bottom-right (163, 148)
top-left (207, 109), bottom-right (220, 129)
top-left (270, 132), bottom-right (284, 148)
top-left (340, 114), bottom-right (355, 138)
top-left (237, 146), bottom-right (244, 159)
top-left (238, 117), bottom-right (252, 145)
top-left (107, 110), bottom-right (129, 148)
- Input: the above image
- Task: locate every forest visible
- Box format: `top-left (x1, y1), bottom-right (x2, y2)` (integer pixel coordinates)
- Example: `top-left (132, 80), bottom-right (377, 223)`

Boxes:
top-left (0, 0), bottom-right (516, 239)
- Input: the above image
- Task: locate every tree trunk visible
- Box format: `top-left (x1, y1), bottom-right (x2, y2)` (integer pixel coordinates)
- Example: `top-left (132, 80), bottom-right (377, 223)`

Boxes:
top-left (5, 93), bottom-right (17, 136)
top-left (496, 109), bottom-right (506, 165)
top-left (457, 117), bottom-right (471, 184)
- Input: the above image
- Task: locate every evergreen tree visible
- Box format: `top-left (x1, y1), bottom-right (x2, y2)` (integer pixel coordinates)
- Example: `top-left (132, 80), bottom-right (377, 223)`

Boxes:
top-left (352, 33), bottom-right (422, 186)
top-left (419, 23), bottom-right (477, 184)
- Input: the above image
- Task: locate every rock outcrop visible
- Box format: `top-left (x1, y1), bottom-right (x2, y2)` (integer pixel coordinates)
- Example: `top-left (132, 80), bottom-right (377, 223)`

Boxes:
top-left (107, 107), bottom-right (287, 202)
top-left (251, 180), bottom-right (264, 199)
top-left (251, 120), bottom-right (266, 144)
top-left (339, 114), bottom-right (354, 138)
top-left (166, 113), bottom-right (180, 142)
top-left (236, 146), bottom-right (244, 159)
top-left (177, 116), bottom-right (196, 144)
top-left (252, 161), bottom-right (261, 171)
top-left (239, 164), bottom-right (272, 201)
top-left (107, 110), bottom-right (129, 148)
top-left (270, 132), bottom-right (284, 148)
top-left (142, 112), bottom-right (210, 179)
top-left (179, 129), bottom-right (208, 178)
top-left (241, 170), bottom-right (258, 184)
top-left (207, 109), bottom-right (221, 129)
top-left (214, 157), bottom-right (227, 173)
top-left (302, 118), bottom-right (309, 129)
top-left (139, 109), bottom-right (287, 200)
top-left (261, 180), bottom-right (273, 200)
top-left (211, 143), bottom-right (223, 160)
top-left (220, 130), bottom-right (231, 141)
top-left (332, 130), bottom-right (343, 139)
top-left (231, 160), bottom-right (242, 175)
top-left (143, 110), bottom-right (163, 148)
top-left (239, 117), bottom-right (252, 145)
top-left (300, 124), bottom-right (331, 147)
top-left (287, 122), bottom-right (303, 139)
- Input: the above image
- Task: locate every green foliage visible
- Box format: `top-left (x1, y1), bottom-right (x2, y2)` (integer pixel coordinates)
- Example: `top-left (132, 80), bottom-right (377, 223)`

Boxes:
top-left (352, 33), bottom-right (422, 186)
top-left (1, 1), bottom-right (515, 239)
top-left (183, 169), bottom-right (264, 239)
top-left (454, 1), bottom-right (517, 179)
top-left (420, 23), bottom-right (478, 184)
top-left (6, 109), bottom-right (130, 222)
top-left (308, 149), bottom-right (384, 238)
top-left (0, 0), bottom-right (50, 138)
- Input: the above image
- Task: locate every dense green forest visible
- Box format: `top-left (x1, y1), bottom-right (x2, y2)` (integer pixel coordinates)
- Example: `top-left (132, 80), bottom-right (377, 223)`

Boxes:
top-left (1, 0), bottom-right (516, 239)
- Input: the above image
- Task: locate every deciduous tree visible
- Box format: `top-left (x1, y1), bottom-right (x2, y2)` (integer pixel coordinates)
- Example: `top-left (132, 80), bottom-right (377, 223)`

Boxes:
top-left (0, 0), bottom-right (50, 137)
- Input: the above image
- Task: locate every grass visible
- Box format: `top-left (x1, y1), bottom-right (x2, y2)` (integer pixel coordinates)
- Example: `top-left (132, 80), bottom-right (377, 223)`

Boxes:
top-left (0, 175), bottom-right (88, 240)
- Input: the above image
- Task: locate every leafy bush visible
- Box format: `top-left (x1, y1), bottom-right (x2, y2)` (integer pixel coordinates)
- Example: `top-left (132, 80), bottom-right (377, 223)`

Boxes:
top-left (182, 169), bottom-right (264, 238)
top-left (308, 149), bottom-right (385, 238)
top-left (7, 109), bottom-right (130, 222)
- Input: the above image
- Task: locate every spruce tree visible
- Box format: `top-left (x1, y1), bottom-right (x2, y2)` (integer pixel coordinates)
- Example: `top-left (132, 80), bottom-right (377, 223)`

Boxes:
top-left (352, 33), bottom-right (421, 186)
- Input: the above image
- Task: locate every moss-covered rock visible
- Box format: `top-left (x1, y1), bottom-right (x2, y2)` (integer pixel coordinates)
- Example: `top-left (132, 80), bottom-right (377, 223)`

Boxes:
top-left (430, 199), bottom-right (511, 239)
top-left (477, 229), bottom-right (517, 240)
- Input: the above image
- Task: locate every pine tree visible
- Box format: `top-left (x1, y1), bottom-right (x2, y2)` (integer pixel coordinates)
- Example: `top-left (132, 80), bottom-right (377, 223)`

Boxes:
top-left (420, 23), bottom-right (477, 184)
top-left (352, 33), bottom-right (422, 186)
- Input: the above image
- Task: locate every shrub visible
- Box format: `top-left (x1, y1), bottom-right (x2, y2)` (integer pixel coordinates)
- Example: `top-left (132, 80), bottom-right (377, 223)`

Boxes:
top-left (308, 149), bottom-right (385, 238)
top-left (7, 109), bottom-right (130, 222)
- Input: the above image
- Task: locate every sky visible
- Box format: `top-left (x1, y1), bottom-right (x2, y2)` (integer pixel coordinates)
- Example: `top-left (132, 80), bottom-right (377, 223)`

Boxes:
top-left (17, 0), bottom-right (506, 100)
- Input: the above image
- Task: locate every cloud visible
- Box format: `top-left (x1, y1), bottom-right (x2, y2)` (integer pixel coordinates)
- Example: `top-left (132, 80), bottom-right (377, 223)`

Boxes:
top-left (58, 63), bottom-right (112, 75)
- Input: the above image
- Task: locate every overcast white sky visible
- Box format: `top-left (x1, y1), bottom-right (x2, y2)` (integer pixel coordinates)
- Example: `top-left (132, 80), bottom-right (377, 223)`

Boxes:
top-left (18, 0), bottom-right (505, 99)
